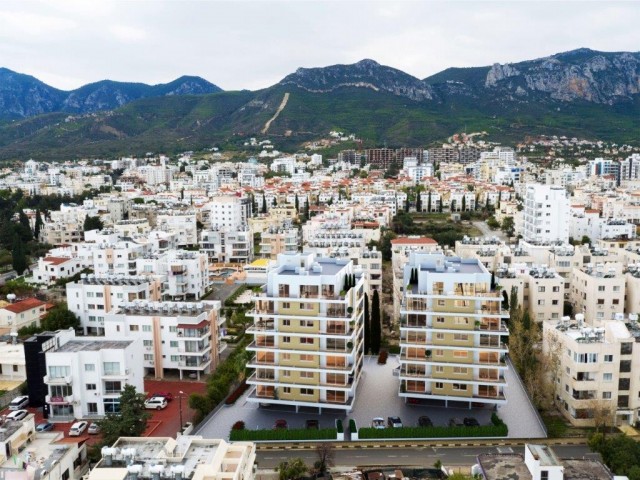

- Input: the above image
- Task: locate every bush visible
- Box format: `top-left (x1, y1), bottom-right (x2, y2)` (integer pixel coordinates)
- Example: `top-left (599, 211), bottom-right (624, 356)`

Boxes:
top-left (232, 421), bottom-right (245, 430)
top-left (225, 380), bottom-right (249, 405)
top-left (336, 419), bottom-right (343, 433)
top-left (224, 285), bottom-right (249, 307)
top-left (377, 350), bottom-right (388, 365)
top-left (349, 419), bottom-right (357, 433)
top-left (358, 423), bottom-right (508, 439)
top-left (230, 428), bottom-right (337, 441)
top-left (388, 345), bottom-right (401, 354)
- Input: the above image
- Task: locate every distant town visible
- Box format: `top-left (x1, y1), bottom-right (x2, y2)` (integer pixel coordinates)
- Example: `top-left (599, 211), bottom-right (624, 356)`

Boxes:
top-left (0, 131), bottom-right (638, 480)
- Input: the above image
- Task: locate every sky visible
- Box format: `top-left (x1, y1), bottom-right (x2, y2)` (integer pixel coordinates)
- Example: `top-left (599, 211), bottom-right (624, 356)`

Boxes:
top-left (1, 0), bottom-right (639, 92)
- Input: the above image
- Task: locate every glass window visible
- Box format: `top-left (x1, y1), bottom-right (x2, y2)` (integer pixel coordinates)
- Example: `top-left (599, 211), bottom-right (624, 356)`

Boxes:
top-left (170, 341), bottom-right (178, 348)
top-left (103, 362), bottom-right (120, 375)
top-left (84, 364), bottom-right (95, 372)
top-left (48, 366), bottom-right (70, 378)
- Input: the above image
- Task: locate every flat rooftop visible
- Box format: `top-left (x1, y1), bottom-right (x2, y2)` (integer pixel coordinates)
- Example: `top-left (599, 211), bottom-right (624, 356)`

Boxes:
top-left (279, 262), bottom-right (345, 277)
top-left (529, 444), bottom-right (561, 466)
top-left (57, 340), bottom-right (132, 352)
top-left (477, 454), bottom-right (532, 480)
top-left (420, 261), bottom-right (484, 274)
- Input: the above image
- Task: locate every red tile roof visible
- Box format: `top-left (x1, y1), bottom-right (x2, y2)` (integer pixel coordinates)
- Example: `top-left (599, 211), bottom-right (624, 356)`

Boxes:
top-left (2, 298), bottom-right (46, 314)
top-left (43, 256), bottom-right (73, 266)
top-left (391, 237), bottom-right (438, 245)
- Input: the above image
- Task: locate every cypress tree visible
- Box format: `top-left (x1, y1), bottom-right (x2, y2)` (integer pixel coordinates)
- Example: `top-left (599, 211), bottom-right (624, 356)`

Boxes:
top-left (11, 236), bottom-right (27, 275)
top-left (261, 195), bottom-right (267, 214)
top-left (34, 209), bottom-right (43, 239)
top-left (371, 290), bottom-right (381, 354)
top-left (416, 190), bottom-right (422, 212)
top-left (427, 191), bottom-right (431, 213)
top-left (491, 272), bottom-right (496, 290)
top-left (363, 292), bottom-right (371, 354)
top-left (295, 194), bottom-right (299, 212)
top-left (461, 195), bottom-right (466, 211)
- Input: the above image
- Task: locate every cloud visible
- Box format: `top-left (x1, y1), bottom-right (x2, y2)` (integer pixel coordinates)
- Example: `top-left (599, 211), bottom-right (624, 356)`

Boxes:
top-left (0, 10), bottom-right (76, 38)
top-left (109, 25), bottom-right (148, 43)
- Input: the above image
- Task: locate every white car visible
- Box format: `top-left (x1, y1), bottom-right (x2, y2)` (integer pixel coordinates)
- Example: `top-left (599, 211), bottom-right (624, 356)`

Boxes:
top-left (6, 409), bottom-right (28, 421)
top-left (69, 421), bottom-right (88, 436)
top-left (144, 396), bottom-right (168, 410)
top-left (371, 417), bottom-right (385, 429)
top-left (8, 396), bottom-right (29, 410)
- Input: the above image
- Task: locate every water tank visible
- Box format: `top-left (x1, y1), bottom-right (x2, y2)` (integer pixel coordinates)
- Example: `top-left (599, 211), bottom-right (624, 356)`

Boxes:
top-left (6, 294), bottom-right (16, 302)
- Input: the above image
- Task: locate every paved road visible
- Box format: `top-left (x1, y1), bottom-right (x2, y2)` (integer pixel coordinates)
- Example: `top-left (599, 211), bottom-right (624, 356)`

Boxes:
top-left (256, 444), bottom-right (593, 469)
top-left (472, 221), bottom-right (507, 242)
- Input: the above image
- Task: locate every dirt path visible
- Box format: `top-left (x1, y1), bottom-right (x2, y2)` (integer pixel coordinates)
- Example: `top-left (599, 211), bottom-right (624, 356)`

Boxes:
top-left (261, 92), bottom-right (289, 134)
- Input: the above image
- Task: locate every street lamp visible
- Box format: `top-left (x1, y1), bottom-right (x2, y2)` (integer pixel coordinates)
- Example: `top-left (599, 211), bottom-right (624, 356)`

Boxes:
top-left (178, 390), bottom-right (184, 436)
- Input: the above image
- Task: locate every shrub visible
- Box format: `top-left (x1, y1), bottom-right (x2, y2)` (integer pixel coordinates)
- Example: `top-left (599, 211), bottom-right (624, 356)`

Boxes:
top-left (377, 350), bottom-right (388, 365)
top-left (232, 421), bottom-right (245, 430)
top-left (224, 286), bottom-right (249, 307)
top-left (336, 419), bottom-right (343, 433)
top-left (230, 428), bottom-right (337, 441)
top-left (225, 380), bottom-right (249, 405)
top-left (358, 423), bottom-right (508, 439)
top-left (349, 419), bottom-right (357, 433)
top-left (388, 345), bottom-right (401, 354)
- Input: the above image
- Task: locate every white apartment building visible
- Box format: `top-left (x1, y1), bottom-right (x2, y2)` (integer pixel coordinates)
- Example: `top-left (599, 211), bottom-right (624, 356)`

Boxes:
top-left (87, 436), bottom-right (255, 480)
top-left (30, 256), bottom-right (83, 285)
top-left (44, 331), bottom-right (144, 420)
top-left (571, 263), bottom-right (626, 324)
top-left (399, 253), bottom-right (509, 406)
top-left (156, 211), bottom-right (198, 247)
top-left (200, 228), bottom-right (253, 264)
top-left (207, 196), bottom-right (252, 231)
top-left (104, 301), bottom-right (222, 380)
top-left (67, 274), bottom-right (162, 335)
top-left (0, 342), bottom-right (26, 381)
top-left (523, 184), bottom-right (569, 244)
top-left (165, 250), bottom-right (209, 300)
top-left (544, 314), bottom-right (640, 427)
top-left (246, 253), bottom-right (365, 412)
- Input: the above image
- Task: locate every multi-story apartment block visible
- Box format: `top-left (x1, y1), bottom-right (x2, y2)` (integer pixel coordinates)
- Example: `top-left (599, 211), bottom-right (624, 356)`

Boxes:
top-left (30, 256), bottom-right (83, 285)
top-left (200, 227), bottom-right (253, 264)
top-left (156, 211), bottom-right (198, 247)
top-left (40, 330), bottom-right (144, 420)
top-left (67, 274), bottom-right (162, 335)
top-left (523, 184), bottom-right (569, 244)
top-left (246, 253), bottom-right (365, 412)
top-left (523, 266), bottom-right (565, 322)
top-left (164, 250), bottom-right (209, 300)
top-left (259, 225), bottom-right (299, 260)
top-left (399, 253), bottom-right (509, 406)
top-left (88, 436), bottom-right (255, 480)
top-left (357, 246), bottom-right (383, 293)
top-left (104, 300), bottom-right (221, 380)
top-left (543, 314), bottom-right (640, 427)
top-left (207, 195), bottom-right (252, 231)
top-left (571, 263), bottom-right (625, 324)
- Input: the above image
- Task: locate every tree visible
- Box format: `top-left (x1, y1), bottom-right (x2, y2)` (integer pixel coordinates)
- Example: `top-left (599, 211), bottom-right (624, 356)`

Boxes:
top-left (415, 190), bottom-right (422, 212)
top-left (486, 216), bottom-right (500, 229)
top-left (501, 216), bottom-right (515, 237)
top-left (34, 209), bottom-right (43, 239)
top-left (427, 191), bottom-right (432, 213)
top-left (294, 194), bottom-right (299, 213)
top-left (314, 443), bottom-right (334, 475)
top-left (83, 215), bottom-right (104, 232)
top-left (98, 385), bottom-right (150, 446)
top-left (11, 237), bottom-right (27, 275)
top-left (277, 458), bottom-right (307, 480)
top-left (42, 305), bottom-right (79, 330)
top-left (581, 235), bottom-right (591, 245)
top-left (509, 286), bottom-right (519, 319)
top-left (370, 290), bottom-right (382, 354)
top-left (261, 195), bottom-right (267, 214)
top-left (363, 292), bottom-right (371, 354)
top-left (461, 195), bottom-right (466, 211)
top-left (491, 272), bottom-right (496, 290)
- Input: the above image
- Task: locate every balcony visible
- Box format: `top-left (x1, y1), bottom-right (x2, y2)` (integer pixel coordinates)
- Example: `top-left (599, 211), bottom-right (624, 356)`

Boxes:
top-left (170, 266), bottom-right (187, 275)
top-left (46, 395), bottom-right (73, 404)
top-left (246, 321), bottom-right (276, 333)
top-left (44, 375), bottom-right (72, 385)
top-left (102, 370), bottom-right (128, 379)
top-left (326, 391), bottom-right (348, 404)
top-left (249, 354), bottom-right (275, 366)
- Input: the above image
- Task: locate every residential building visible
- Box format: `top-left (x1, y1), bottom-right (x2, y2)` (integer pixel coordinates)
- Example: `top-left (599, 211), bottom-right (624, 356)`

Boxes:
top-left (67, 274), bottom-right (162, 335)
top-left (156, 211), bottom-right (198, 247)
top-left (259, 225), bottom-right (299, 260)
top-left (200, 227), bottom-right (253, 264)
top-left (523, 184), bottom-right (570, 244)
top-left (0, 342), bottom-right (26, 381)
top-left (87, 436), bottom-right (255, 480)
top-left (571, 263), bottom-right (625, 324)
top-left (246, 253), bottom-right (365, 412)
top-left (29, 256), bottom-right (83, 285)
top-left (399, 253), bottom-right (509, 406)
top-left (42, 330), bottom-right (144, 420)
top-left (165, 250), bottom-right (209, 300)
top-left (543, 314), bottom-right (640, 427)
top-left (104, 300), bottom-right (222, 380)
top-left (0, 298), bottom-right (48, 334)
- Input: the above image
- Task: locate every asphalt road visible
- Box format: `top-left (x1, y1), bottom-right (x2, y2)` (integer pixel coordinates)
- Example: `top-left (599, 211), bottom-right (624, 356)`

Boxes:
top-left (256, 444), bottom-right (593, 469)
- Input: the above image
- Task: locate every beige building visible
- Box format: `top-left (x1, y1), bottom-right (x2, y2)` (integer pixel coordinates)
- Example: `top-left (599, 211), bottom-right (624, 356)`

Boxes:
top-left (0, 298), bottom-right (48, 334)
top-left (399, 253), bottom-right (509, 406)
top-left (259, 225), bottom-right (299, 260)
top-left (571, 263), bottom-right (625, 324)
top-left (87, 436), bottom-right (255, 480)
top-left (544, 314), bottom-right (640, 427)
top-left (246, 253), bottom-right (365, 412)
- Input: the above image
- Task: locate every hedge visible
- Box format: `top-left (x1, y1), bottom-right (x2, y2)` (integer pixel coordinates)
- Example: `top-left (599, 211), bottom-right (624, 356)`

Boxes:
top-left (230, 428), bottom-right (337, 441)
top-left (224, 285), bottom-right (249, 307)
top-left (336, 419), bottom-right (343, 433)
top-left (225, 380), bottom-right (249, 405)
top-left (349, 419), bottom-right (357, 433)
top-left (358, 424), bottom-right (508, 439)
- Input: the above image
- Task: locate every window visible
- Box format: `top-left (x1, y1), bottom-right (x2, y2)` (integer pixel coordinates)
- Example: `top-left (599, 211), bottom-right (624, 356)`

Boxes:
top-left (453, 333), bottom-right (468, 341)
top-left (437, 300), bottom-right (445, 306)
top-left (170, 341), bottom-right (178, 348)
top-left (170, 356), bottom-right (179, 362)
top-left (603, 392), bottom-right (612, 399)
top-left (282, 336), bottom-right (291, 343)
top-left (613, 286), bottom-right (621, 292)
top-left (143, 340), bottom-right (153, 347)
top-left (455, 317), bottom-right (469, 325)
top-left (48, 366), bottom-right (70, 378)
top-left (434, 349), bottom-right (444, 357)
top-left (300, 371), bottom-right (314, 378)
top-left (144, 354), bottom-right (154, 361)
top-left (104, 381), bottom-right (122, 393)
top-left (129, 325), bottom-right (139, 332)
top-left (283, 387), bottom-right (291, 394)
top-left (281, 353), bottom-right (291, 361)
top-left (435, 366), bottom-right (444, 373)
top-left (87, 403), bottom-right (98, 414)
top-left (435, 382), bottom-right (444, 389)
top-left (435, 333), bottom-right (445, 340)
top-left (537, 299), bottom-right (545, 306)
top-left (300, 320), bottom-right (314, 327)
top-left (436, 317), bottom-right (445, 323)
top-left (300, 337), bottom-right (314, 344)
top-left (603, 373), bottom-right (613, 382)
top-left (453, 350), bottom-right (468, 358)
top-left (282, 302), bottom-right (291, 309)
top-left (598, 286), bottom-right (605, 292)
top-left (541, 471), bottom-right (549, 480)
top-left (552, 286), bottom-right (560, 292)
top-left (103, 398), bottom-right (120, 414)
top-left (604, 355), bottom-right (613, 362)
top-left (538, 286), bottom-right (546, 293)
top-left (300, 388), bottom-right (314, 395)
top-left (282, 319), bottom-right (291, 326)
top-left (300, 354), bottom-right (314, 362)
top-left (573, 353), bottom-right (598, 363)
top-left (86, 384), bottom-right (96, 390)
top-left (169, 326), bottom-right (177, 333)
top-left (103, 362), bottom-right (120, 375)
top-left (452, 383), bottom-right (467, 391)
top-left (281, 370), bottom-right (291, 377)
top-left (84, 364), bottom-right (96, 372)
top-left (453, 367), bottom-right (468, 374)
top-left (142, 325), bottom-right (152, 332)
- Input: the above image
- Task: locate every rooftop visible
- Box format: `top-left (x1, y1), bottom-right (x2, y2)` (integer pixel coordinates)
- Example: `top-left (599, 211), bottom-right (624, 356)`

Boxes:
top-left (2, 298), bottom-right (46, 314)
top-left (56, 340), bottom-right (133, 352)
top-left (477, 453), bottom-right (532, 480)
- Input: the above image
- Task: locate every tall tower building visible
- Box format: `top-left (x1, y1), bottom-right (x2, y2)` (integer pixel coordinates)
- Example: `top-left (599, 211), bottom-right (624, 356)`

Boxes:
top-left (399, 252), bottom-right (509, 407)
top-left (523, 184), bottom-right (569, 244)
top-left (246, 253), bottom-right (365, 412)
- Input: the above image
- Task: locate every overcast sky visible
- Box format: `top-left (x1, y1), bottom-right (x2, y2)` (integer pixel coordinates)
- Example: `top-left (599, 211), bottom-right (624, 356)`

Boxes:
top-left (1, 1), bottom-right (639, 91)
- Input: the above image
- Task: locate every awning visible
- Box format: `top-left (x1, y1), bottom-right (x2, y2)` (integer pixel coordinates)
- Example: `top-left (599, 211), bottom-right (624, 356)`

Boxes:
top-left (177, 320), bottom-right (209, 329)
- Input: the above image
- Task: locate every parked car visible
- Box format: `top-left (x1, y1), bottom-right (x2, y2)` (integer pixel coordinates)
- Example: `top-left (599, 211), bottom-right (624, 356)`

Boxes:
top-left (88, 423), bottom-right (101, 434)
top-left (8, 396), bottom-right (29, 410)
top-left (387, 416), bottom-right (403, 428)
top-left (6, 410), bottom-right (28, 421)
top-left (144, 397), bottom-right (168, 410)
top-left (371, 417), bottom-right (385, 429)
top-left (463, 417), bottom-right (480, 427)
top-left (418, 416), bottom-right (433, 427)
top-left (305, 419), bottom-right (319, 430)
top-left (149, 392), bottom-right (174, 401)
top-left (35, 422), bottom-right (54, 432)
top-left (273, 419), bottom-right (288, 430)
top-left (69, 421), bottom-right (88, 436)
top-left (448, 417), bottom-right (465, 427)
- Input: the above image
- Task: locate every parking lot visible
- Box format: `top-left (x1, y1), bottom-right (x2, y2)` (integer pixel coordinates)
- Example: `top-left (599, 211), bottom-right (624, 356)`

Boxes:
top-left (196, 355), bottom-right (546, 439)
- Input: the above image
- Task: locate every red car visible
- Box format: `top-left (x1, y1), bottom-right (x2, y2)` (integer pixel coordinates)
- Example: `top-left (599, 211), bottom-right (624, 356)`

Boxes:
top-left (273, 419), bottom-right (288, 430)
top-left (149, 392), bottom-right (174, 401)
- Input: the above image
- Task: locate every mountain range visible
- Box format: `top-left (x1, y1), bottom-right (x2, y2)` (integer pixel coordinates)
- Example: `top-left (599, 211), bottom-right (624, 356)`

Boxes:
top-left (0, 48), bottom-right (638, 160)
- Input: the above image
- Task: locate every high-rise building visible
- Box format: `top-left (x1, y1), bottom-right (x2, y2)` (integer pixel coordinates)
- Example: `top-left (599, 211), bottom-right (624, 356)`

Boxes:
top-left (399, 252), bottom-right (509, 407)
top-left (246, 253), bottom-right (365, 412)
top-left (523, 184), bottom-right (569, 244)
